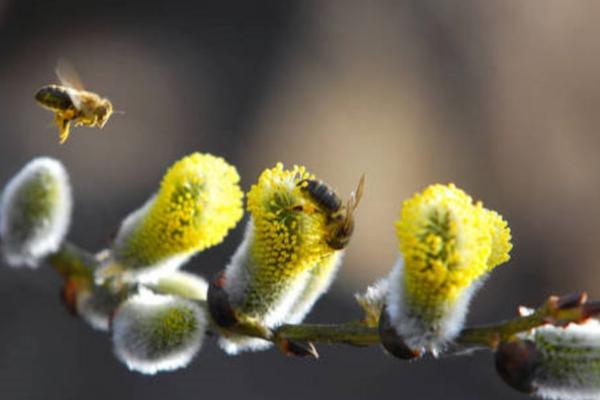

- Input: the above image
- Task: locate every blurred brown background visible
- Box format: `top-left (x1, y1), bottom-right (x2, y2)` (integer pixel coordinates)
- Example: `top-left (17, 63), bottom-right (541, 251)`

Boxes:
top-left (1, 1), bottom-right (599, 399)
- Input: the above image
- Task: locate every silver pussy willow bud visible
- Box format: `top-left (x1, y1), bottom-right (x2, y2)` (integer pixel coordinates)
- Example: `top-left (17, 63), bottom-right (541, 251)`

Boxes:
top-left (496, 320), bottom-right (600, 400)
top-left (0, 157), bottom-right (72, 268)
top-left (112, 289), bottom-right (206, 375)
top-left (146, 271), bottom-right (208, 301)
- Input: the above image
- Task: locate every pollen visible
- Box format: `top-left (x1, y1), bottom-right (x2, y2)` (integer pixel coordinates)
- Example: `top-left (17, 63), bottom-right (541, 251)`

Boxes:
top-left (119, 153), bottom-right (243, 268)
top-left (396, 183), bottom-right (511, 321)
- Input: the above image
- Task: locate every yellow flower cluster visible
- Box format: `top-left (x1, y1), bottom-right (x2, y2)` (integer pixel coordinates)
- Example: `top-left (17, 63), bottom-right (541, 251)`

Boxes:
top-left (242, 163), bottom-right (336, 316)
top-left (118, 153), bottom-right (243, 269)
top-left (396, 184), bottom-right (511, 321)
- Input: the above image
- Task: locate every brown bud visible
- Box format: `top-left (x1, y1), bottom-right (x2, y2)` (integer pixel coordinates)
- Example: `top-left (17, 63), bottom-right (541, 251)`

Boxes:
top-left (553, 292), bottom-right (587, 310)
top-left (60, 278), bottom-right (79, 315)
top-left (378, 307), bottom-right (421, 360)
top-left (207, 271), bottom-right (238, 328)
top-left (277, 338), bottom-right (319, 359)
top-left (495, 340), bottom-right (540, 394)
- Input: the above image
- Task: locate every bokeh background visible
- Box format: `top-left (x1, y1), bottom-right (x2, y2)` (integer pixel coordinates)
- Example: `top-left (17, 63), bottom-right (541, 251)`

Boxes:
top-left (1, 1), bottom-right (599, 399)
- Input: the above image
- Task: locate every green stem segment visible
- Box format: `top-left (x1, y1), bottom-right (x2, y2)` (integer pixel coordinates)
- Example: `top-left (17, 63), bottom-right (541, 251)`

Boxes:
top-left (48, 241), bottom-right (97, 280)
top-left (276, 322), bottom-right (380, 346)
top-left (46, 241), bottom-right (600, 353)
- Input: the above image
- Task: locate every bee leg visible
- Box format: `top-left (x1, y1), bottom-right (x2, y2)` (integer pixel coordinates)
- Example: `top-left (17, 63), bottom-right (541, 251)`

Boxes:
top-left (58, 119), bottom-right (71, 144)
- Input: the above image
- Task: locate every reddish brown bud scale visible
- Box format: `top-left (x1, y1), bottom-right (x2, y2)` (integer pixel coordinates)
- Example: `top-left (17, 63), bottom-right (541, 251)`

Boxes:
top-left (60, 278), bottom-right (79, 315)
top-left (208, 272), bottom-right (239, 328)
top-left (495, 340), bottom-right (540, 394)
top-left (378, 307), bottom-right (421, 360)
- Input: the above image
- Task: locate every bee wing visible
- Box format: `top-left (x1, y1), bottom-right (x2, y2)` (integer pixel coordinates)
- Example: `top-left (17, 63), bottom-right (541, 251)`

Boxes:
top-left (64, 87), bottom-right (83, 110)
top-left (55, 59), bottom-right (85, 91)
top-left (342, 174), bottom-right (365, 230)
top-left (350, 174), bottom-right (365, 211)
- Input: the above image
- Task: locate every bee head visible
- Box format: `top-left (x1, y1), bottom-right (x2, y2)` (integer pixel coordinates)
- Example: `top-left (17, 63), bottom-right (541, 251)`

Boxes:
top-left (325, 175), bottom-right (365, 250)
top-left (96, 99), bottom-right (113, 128)
top-left (326, 216), bottom-right (355, 250)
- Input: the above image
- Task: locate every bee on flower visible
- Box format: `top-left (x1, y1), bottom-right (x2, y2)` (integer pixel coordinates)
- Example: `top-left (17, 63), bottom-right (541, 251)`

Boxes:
top-left (211, 163), bottom-right (363, 354)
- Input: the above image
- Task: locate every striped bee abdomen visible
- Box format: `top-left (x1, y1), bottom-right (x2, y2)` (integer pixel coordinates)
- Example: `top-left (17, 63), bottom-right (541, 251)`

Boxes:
top-left (35, 85), bottom-right (74, 111)
top-left (299, 179), bottom-right (342, 212)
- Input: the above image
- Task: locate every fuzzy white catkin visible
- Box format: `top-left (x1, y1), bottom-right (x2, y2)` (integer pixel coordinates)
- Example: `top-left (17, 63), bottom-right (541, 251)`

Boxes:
top-left (112, 289), bottom-right (206, 375)
top-left (530, 320), bottom-right (600, 400)
top-left (0, 157), bottom-right (72, 268)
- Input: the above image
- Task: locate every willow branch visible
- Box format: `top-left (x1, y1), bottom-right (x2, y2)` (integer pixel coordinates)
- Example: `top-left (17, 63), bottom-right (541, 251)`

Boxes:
top-left (46, 241), bottom-right (600, 354)
top-left (457, 292), bottom-right (600, 348)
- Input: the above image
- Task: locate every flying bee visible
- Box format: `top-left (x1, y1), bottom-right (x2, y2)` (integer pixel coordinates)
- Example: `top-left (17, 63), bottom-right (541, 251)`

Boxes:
top-left (298, 174), bottom-right (365, 250)
top-left (35, 60), bottom-right (114, 144)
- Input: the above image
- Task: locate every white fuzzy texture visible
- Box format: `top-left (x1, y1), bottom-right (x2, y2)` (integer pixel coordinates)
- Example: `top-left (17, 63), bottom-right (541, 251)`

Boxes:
top-left (97, 196), bottom-right (192, 284)
top-left (112, 289), bottom-right (206, 375)
top-left (218, 334), bottom-right (272, 355)
top-left (355, 277), bottom-right (389, 322)
top-left (222, 220), bottom-right (255, 308)
top-left (386, 256), bottom-right (482, 355)
top-left (529, 320), bottom-right (600, 400)
top-left (219, 219), bottom-right (342, 354)
top-left (76, 286), bottom-right (121, 331)
top-left (150, 271), bottom-right (208, 301)
top-left (219, 221), bottom-right (280, 354)
top-left (223, 220), bottom-right (316, 328)
top-left (536, 386), bottom-right (600, 400)
top-left (0, 157), bottom-right (72, 268)
top-left (355, 278), bottom-right (389, 310)
top-left (286, 251), bottom-right (343, 324)
top-left (534, 319), bottom-right (600, 346)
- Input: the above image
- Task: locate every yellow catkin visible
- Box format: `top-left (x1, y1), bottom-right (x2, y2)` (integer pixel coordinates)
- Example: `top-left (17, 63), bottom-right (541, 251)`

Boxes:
top-left (241, 163), bottom-right (335, 316)
top-left (119, 153), bottom-right (243, 268)
top-left (396, 184), bottom-right (511, 322)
